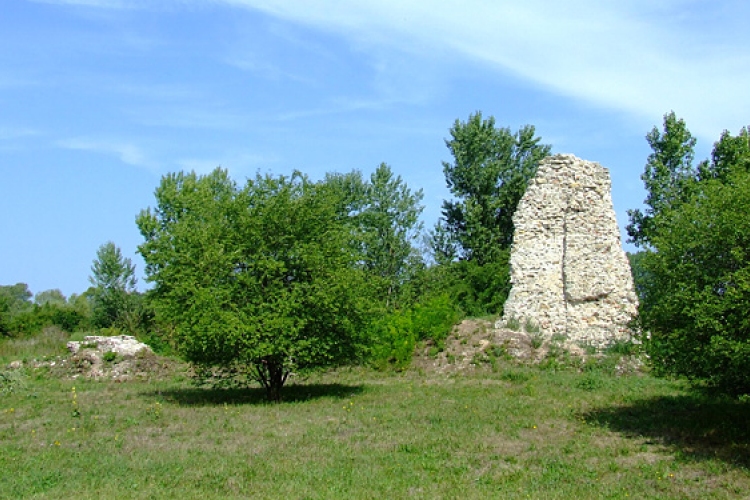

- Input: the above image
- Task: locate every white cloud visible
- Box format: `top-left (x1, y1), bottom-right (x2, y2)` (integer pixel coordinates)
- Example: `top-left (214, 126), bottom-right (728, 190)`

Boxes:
top-left (218, 0), bottom-right (750, 142)
top-left (57, 137), bottom-right (158, 170)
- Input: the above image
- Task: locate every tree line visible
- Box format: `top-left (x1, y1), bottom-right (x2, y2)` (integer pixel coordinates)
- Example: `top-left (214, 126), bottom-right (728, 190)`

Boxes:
top-left (2, 111), bottom-right (748, 399)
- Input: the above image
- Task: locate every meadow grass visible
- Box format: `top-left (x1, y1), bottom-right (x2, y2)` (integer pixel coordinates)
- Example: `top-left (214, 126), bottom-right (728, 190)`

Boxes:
top-left (1, 341), bottom-right (749, 498)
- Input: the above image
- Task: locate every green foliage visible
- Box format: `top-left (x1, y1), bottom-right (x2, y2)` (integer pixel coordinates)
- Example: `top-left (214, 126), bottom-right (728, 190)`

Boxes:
top-left (0, 295), bottom-right (10, 338)
top-left (430, 112), bottom-right (548, 317)
top-left (529, 334), bottom-right (544, 350)
top-left (605, 339), bottom-right (641, 357)
top-left (641, 169), bottom-right (750, 394)
top-left (411, 294), bottom-right (460, 348)
top-left (523, 318), bottom-right (540, 334)
top-left (0, 284), bottom-right (33, 336)
top-left (627, 111), bottom-right (697, 247)
top-left (0, 369), bottom-right (25, 395)
top-left (422, 256), bottom-right (511, 318)
top-left (323, 163), bottom-right (424, 310)
top-left (0, 283), bottom-right (32, 316)
top-left (505, 316), bottom-right (521, 332)
top-left (699, 126), bottom-right (750, 182)
top-left (434, 112), bottom-right (551, 264)
top-left (33, 289), bottom-right (66, 307)
top-left (369, 309), bottom-right (417, 371)
top-left (626, 251), bottom-right (650, 305)
top-left (7, 303), bottom-right (88, 336)
top-left (360, 163), bottom-right (424, 308)
top-left (0, 285), bottom-right (90, 337)
top-left (137, 168), bottom-right (371, 400)
top-left (369, 294), bottom-right (460, 370)
top-left (628, 116), bottom-right (750, 394)
top-left (88, 242), bottom-right (145, 334)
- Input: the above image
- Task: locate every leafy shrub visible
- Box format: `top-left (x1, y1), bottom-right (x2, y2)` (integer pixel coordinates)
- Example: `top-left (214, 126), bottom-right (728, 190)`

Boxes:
top-left (605, 339), bottom-right (641, 356)
top-left (0, 369), bottom-right (25, 395)
top-left (530, 333), bottom-right (544, 350)
top-left (500, 368), bottom-right (531, 383)
top-left (7, 303), bottom-right (88, 337)
top-left (370, 293), bottom-right (460, 370)
top-left (369, 309), bottom-right (416, 371)
top-left (641, 172), bottom-right (750, 395)
top-left (411, 294), bottom-right (461, 349)
top-left (576, 373), bottom-right (607, 391)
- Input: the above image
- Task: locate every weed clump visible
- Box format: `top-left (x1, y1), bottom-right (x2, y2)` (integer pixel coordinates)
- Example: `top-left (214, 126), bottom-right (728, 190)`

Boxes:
top-left (1, 369), bottom-right (25, 395)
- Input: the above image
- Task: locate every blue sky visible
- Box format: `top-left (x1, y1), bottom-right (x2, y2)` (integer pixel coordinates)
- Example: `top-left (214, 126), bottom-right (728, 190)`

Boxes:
top-left (2, 0), bottom-right (749, 297)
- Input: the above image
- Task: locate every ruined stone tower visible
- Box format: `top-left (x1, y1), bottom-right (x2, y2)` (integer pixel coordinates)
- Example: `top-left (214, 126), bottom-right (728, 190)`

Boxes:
top-left (499, 154), bottom-right (638, 346)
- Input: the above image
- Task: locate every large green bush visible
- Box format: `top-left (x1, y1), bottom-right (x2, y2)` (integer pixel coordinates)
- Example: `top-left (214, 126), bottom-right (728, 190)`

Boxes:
top-left (370, 294), bottom-right (460, 370)
top-left (641, 172), bottom-right (750, 394)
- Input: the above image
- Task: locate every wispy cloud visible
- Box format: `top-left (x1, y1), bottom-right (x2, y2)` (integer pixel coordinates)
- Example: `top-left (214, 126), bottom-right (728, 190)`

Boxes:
top-left (57, 137), bottom-right (158, 170)
top-left (218, 0), bottom-right (750, 142)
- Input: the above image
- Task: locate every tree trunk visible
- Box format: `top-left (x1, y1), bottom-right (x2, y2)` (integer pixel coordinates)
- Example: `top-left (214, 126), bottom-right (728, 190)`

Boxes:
top-left (254, 358), bottom-right (289, 402)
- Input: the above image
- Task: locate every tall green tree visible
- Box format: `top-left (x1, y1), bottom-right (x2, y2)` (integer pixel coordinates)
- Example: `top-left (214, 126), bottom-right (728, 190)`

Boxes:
top-left (631, 118), bottom-right (750, 394)
top-left (34, 289), bottom-right (67, 307)
top-left (322, 164), bottom-right (424, 309)
top-left (430, 112), bottom-right (550, 316)
top-left (640, 170), bottom-right (750, 394)
top-left (0, 294), bottom-right (10, 337)
top-left (435, 112), bottom-right (551, 264)
top-left (627, 111), bottom-right (697, 247)
top-left (0, 283), bottom-right (32, 336)
top-left (698, 126), bottom-right (750, 182)
top-left (0, 283), bottom-right (32, 316)
top-left (89, 242), bottom-right (139, 331)
top-left (137, 168), bottom-right (371, 401)
top-left (359, 163), bottom-right (424, 307)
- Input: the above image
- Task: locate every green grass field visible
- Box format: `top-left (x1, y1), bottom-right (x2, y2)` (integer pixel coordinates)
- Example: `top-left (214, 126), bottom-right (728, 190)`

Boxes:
top-left (1, 335), bottom-right (749, 499)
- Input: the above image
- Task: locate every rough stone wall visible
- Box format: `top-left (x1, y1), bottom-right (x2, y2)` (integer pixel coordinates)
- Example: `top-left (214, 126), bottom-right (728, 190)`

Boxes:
top-left (499, 154), bottom-right (638, 346)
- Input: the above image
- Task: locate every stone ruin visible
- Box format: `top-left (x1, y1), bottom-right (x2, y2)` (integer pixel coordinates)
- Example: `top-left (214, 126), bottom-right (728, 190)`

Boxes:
top-left (499, 154), bottom-right (638, 346)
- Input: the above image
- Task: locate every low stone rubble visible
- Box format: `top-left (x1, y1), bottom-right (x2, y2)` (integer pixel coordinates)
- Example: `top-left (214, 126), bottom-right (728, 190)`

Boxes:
top-left (67, 335), bottom-right (152, 357)
top-left (60, 335), bottom-right (154, 380)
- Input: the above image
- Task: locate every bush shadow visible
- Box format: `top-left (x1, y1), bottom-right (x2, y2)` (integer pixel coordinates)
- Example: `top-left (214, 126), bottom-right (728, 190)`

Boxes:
top-left (144, 382), bottom-right (364, 407)
top-left (583, 393), bottom-right (750, 468)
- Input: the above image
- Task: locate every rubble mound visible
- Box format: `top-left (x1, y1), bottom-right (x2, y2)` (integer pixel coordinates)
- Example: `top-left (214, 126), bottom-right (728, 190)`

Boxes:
top-left (411, 318), bottom-right (647, 376)
top-left (412, 319), bottom-right (588, 374)
top-left (62, 335), bottom-right (169, 381)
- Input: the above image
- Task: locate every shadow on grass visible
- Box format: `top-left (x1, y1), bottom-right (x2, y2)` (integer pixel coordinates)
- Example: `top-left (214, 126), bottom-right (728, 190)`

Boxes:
top-left (144, 382), bottom-right (364, 407)
top-left (584, 394), bottom-right (750, 468)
